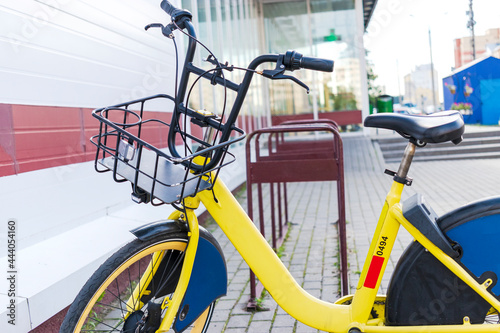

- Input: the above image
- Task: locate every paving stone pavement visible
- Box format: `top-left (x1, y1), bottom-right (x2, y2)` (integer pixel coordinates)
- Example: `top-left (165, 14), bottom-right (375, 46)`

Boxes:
top-left (203, 133), bottom-right (500, 333)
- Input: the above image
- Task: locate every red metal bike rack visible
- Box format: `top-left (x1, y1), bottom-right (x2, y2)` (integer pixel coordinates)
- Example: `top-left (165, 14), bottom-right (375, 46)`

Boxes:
top-left (245, 120), bottom-right (347, 309)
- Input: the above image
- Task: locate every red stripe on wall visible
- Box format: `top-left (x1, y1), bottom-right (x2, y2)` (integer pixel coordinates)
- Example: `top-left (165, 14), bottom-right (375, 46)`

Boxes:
top-left (0, 102), bottom-right (265, 177)
top-left (0, 104), bottom-right (17, 176)
top-left (0, 104), bottom-right (176, 177)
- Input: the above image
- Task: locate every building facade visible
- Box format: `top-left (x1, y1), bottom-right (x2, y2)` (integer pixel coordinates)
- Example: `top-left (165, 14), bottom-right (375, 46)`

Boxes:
top-left (454, 28), bottom-right (500, 69)
top-left (443, 56), bottom-right (500, 125)
top-left (403, 64), bottom-right (439, 112)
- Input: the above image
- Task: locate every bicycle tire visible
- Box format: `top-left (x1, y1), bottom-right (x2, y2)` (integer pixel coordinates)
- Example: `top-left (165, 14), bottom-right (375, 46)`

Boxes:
top-left (60, 232), bottom-right (214, 333)
top-left (386, 196), bottom-right (500, 326)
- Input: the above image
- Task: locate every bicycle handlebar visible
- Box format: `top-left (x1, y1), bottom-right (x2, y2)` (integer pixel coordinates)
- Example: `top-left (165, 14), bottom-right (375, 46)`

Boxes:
top-left (160, 0), bottom-right (177, 16)
top-left (300, 56), bottom-right (334, 72)
top-left (283, 50), bottom-right (333, 73)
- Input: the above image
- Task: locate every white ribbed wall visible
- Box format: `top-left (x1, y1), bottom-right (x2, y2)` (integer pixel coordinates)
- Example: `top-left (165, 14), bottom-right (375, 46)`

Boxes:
top-left (0, 0), bottom-right (181, 109)
top-left (0, 1), bottom-right (226, 331)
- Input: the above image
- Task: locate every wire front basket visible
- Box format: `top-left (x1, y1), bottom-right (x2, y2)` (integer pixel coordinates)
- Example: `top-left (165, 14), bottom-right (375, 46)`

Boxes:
top-left (90, 94), bottom-right (245, 205)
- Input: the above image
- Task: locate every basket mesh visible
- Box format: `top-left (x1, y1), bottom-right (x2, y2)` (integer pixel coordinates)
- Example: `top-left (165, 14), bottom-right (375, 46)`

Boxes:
top-left (90, 94), bottom-right (244, 205)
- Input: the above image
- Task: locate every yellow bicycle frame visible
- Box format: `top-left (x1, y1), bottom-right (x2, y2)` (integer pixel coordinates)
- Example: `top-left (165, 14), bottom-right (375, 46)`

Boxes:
top-left (122, 201), bottom-right (201, 332)
top-left (153, 174), bottom-right (500, 332)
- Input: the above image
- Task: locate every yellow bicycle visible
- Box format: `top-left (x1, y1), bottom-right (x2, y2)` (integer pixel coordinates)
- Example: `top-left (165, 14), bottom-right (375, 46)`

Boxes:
top-left (60, 1), bottom-right (500, 332)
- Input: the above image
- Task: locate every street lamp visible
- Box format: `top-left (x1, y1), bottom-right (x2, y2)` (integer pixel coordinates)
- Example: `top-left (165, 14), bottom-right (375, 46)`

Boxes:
top-left (429, 28), bottom-right (437, 110)
top-left (467, 0), bottom-right (476, 60)
top-left (408, 14), bottom-right (438, 112)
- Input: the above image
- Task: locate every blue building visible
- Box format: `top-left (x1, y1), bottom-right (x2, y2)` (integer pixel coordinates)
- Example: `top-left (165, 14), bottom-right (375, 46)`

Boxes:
top-left (443, 56), bottom-right (500, 125)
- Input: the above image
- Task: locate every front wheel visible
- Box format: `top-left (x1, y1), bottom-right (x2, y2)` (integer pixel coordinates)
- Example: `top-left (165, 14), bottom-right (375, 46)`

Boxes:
top-left (60, 233), bottom-right (214, 333)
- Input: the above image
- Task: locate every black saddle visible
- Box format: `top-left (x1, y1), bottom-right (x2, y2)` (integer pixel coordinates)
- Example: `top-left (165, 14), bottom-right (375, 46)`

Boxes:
top-left (364, 111), bottom-right (464, 145)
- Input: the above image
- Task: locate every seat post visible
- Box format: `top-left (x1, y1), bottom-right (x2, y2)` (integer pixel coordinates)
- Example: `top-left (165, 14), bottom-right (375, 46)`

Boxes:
top-left (396, 141), bottom-right (416, 181)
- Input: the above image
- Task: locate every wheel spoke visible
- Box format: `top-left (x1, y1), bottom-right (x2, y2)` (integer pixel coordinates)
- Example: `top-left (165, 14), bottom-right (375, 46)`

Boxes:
top-left (100, 286), bottom-right (134, 312)
top-left (114, 278), bottom-right (124, 316)
top-left (127, 264), bottom-right (136, 311)
top-left (155, 251), bottom-right (185, 300)
top-left (81, 310), bottom-right (123, 332)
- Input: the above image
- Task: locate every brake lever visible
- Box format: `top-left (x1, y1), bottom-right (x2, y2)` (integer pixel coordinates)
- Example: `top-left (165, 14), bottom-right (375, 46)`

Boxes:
top-left (145, 22), bottom-right (176, 38)
top-left (260, 69), bottom-right (310, 93)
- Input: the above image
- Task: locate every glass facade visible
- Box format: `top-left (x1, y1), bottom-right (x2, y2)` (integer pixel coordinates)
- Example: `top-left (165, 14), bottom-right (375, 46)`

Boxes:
top-left (180, 0), bottom-right (365, 131)
top-left (263, 0), bottom-right (362, 116)
top-left (181, 0), bottom-right (265, 133)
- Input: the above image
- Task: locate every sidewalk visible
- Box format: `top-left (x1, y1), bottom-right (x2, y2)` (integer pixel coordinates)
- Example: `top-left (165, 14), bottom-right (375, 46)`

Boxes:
top-left (204, 133), bottom-right (500, 333)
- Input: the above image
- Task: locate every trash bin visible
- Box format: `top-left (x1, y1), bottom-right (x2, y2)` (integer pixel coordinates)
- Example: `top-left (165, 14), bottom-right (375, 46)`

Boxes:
top-left (377, 95), bottom-right (393, 113)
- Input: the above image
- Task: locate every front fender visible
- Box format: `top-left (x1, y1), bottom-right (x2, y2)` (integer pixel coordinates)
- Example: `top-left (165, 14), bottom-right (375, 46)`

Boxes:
top-left (174, 228), bottom-right (227, 332)
top-left (131, 219), bottom-right (189, 241)
top-left (130, 220), bottom-right (227, 332)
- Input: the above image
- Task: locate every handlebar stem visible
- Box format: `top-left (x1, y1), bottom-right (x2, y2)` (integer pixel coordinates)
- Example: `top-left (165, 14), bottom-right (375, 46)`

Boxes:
top-left (223, 54), bottom-right (279, 136)
top-left (167, 28), bottom-right (281, 172)
top-left (176, 20), bottom-right (197, 103)
top-left (167, 20), bottom-right (197, 160)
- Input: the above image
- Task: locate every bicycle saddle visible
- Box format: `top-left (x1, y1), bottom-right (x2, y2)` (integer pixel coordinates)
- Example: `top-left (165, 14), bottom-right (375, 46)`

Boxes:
top-left (364, 111), bottom-right (464, 144)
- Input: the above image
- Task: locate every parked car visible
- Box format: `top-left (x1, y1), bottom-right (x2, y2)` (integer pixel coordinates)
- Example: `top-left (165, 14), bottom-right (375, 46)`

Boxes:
top-left (393, 103), bottom-right (422, 115)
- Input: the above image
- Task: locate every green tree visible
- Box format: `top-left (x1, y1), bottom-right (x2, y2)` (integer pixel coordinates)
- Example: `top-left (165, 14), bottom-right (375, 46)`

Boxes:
top-left (366, 50), bottom-right (382, 107)
top-left (333, 86), bottom-right (358, 111)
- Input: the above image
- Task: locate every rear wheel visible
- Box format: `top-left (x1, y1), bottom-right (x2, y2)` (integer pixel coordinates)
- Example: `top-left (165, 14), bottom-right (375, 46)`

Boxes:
top-left (60, 233), bottom-right (214, 332)
top-left (386, 199), bottom-right (500, 326)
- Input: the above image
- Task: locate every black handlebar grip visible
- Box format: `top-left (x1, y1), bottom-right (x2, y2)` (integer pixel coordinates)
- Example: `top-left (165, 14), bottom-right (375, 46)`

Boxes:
top-left (160, 0), bottom-right (177, 16)
top-left (300, 56), bottom-right (334, 72)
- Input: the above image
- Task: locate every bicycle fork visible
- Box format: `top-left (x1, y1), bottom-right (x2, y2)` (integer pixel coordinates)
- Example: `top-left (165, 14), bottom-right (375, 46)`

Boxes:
top-left (121, 203), bottom-right (199, 331)
top-left (124, 195), bottom-right (227, 332)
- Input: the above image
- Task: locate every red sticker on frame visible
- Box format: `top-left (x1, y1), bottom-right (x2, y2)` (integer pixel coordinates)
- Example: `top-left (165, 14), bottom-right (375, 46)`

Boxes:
top-left (363, 255), bottom-right (385, 289)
